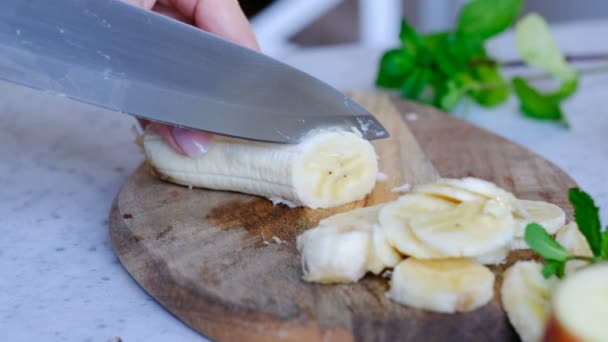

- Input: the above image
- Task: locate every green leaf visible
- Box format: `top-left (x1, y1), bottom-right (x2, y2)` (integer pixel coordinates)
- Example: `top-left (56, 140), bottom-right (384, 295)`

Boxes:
top-left (468, 66), bottom-right (510, 107)
top-left (437, 80), bottom-right (466, 111)
top-left (556, 261), bottom-right (566, 278)
top-left (401, 68), bottom-right (432, 99)
top-left (525, 223), bottom-right (570, 261)
top-left (569, 188), bottom-right (602, 256)
top-left (424, 32), bottom-right (461, 77)
top-left (399, 19), bottom-right (424, 54)
top-left (516, 13), bottom-right (576, 81)
top-left (376, 48), bottom-right (416, 88)
top-left (601, 228), bottom-right (608, 259)
top-left (512, 77), bottom-right (564, 122)
top-left (457, 0), bottom-right (523, 40)
top-left (550, 77), bottom-right (579, 101)
top-left (542, 260), bottom-right (561, 278)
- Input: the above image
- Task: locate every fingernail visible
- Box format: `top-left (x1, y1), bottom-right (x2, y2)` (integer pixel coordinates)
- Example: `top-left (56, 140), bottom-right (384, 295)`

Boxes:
top-left (171, 127), bottom-right (212, 158)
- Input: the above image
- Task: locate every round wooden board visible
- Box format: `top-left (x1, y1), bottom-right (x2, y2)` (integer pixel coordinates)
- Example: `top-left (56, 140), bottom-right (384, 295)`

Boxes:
top-left (110, 93), bottom-right (576, 342)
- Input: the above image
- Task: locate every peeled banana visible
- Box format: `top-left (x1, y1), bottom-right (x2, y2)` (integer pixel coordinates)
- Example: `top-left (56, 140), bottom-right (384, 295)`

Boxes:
top-left (410, 200), bottom-right (514, 257)
top-left (501, 261), bottom-right (558, 342)
top-left (143, 129), bottom-right (378, 209)
top-left (387, 258), bottom-right (495, 313)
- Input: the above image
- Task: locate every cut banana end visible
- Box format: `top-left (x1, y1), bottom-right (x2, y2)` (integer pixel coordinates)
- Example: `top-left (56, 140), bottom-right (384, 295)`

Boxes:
top-left (501, 261), bottom-right (557, 342)
top-left (513, 200), bottom-right (566, 238)
top-left (387, 258), bottom-right (495, 313)
top-left (378, 194), bottom-right (455, 259)
top-left (143, 129), bottom-right (378, 209)
top-left (555, 222), bottom-right (593, 275)
top-left (297, 225), bottom-right (370, 284)
top-left (410, 200), bottom-right (514, 257)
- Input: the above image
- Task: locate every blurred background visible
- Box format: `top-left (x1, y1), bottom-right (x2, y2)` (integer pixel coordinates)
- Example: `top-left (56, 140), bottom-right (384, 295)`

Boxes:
top-left (239, 0), bottom-right (608, 57)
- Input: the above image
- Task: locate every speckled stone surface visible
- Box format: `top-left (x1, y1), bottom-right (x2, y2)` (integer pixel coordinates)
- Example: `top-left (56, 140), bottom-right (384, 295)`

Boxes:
top-left (1, 21), bottom-right (606, 342)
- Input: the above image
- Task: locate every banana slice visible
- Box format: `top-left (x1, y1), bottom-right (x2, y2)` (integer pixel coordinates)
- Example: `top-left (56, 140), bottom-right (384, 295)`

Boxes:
top-left (378, 194), bottom-right (455, 258)
top-left (371, 224), bottom-right (403, 272)
top-left (413, 183), bottom-right (485, 203)
top-left (299, 205), bottom-right (401, 279)
top-left (297, 225), bottom-right (370, 283)
top-left (510, 237), bottom-right (530, 250)
top-left (475, 245), bottom-right (509, 265)
top-left (387, 258), bottom-right (495, 313)
top-left (319, 205), bottom-right (381, 230)
top-left (501, 261), bottom-right (558, 342)
top-left (513, 200), bottom-right (566, 237)
top-left (143, 129), bottom-right (378, 209)
top-left (555, 222), bottom-right (592, 275)
top-left (410, 200), bottom-right (514, 257)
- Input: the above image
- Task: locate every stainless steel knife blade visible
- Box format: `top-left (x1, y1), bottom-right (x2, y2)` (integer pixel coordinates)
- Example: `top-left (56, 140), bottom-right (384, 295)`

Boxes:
top-left (0, 0), bottom-right (389, 143)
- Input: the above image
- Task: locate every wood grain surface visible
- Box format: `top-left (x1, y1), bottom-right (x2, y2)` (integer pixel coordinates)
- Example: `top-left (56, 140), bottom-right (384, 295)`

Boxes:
top-left (109, 93), bottom-right (576, 341)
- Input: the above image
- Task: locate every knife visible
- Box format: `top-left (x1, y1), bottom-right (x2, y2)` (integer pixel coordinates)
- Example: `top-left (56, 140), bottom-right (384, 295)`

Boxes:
top-left (0, 0), bottom-right (389, 143)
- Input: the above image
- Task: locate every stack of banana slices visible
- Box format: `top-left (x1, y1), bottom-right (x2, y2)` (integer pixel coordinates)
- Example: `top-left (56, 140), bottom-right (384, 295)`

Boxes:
top-left (297, 177), bottom-right (587, 341)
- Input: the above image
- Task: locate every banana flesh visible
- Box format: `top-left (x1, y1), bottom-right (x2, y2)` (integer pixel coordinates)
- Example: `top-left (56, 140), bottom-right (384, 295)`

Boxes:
top-left (387, 258), bottom-right (495, 313)
top-left (296, 205), bottom-right (402, 283)
top-left (297, 225), bottom-right (370, 284)
top-left (143, 129), bottom-right (378, 209)
top-left (501, 261), bottom-right (558, 342)
top-left (378, 194), bottom-right (454, 259)
top-left (410, 200), bottom-right (514, 257)
top-left (513, 200), bottom-right (565, 238)
top-left (555, 222), bottom-right (593, 274)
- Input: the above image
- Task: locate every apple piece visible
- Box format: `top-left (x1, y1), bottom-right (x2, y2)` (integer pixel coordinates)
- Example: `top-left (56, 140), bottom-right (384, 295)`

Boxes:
top-left (545, 263), bottom-right (608, 342)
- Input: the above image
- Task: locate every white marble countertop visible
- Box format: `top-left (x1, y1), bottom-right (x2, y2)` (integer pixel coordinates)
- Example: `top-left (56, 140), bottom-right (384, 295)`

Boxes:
top-left (1, 20), bottom-right (607, 342)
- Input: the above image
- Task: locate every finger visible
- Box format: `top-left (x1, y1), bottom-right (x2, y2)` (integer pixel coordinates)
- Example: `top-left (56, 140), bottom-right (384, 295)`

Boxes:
top-left (151, 2), bottom-right (193, 23)
top-left (149, 123), bottom-right (212, 158)
top-left (121, 0), bottom-right (157, 10)
top-left (168, 0), bottom-right (259, 50)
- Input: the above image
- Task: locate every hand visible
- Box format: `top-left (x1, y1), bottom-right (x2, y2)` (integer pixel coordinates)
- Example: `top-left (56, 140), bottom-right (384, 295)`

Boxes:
top-left (126, 0), bottom-right (259, 157)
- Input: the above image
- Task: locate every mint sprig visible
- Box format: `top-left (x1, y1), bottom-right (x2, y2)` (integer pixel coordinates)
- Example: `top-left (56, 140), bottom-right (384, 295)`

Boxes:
top-left (375, 0), bottom-right (586, 124)
top-left (525, 188), bottom-right (606, 279)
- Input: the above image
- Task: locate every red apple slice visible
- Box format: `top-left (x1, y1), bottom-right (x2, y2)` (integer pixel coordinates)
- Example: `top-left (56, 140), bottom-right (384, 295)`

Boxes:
top-left (544, 263), bottom-right (608, 341)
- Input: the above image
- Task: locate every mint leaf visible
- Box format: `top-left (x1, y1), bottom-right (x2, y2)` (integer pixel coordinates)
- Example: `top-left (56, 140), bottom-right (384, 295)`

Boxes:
top-left (601, 228), bottom-right (608, 259)
top-left (399, 19), bottom-right (424, 54)
top-left (437, 80), bottom-right (466, 111)
top-left (512, 77), bottom-right (564, 122)
top-left (542, 260), bottom-right (561, 278)
top-left (424, 32), bottom-right (461, 76)
top-left (550, 77), bottom-right (579, 101)
top-left (401, 68), bottom-right (432, 99)
top-left (376, 49), bottom-right (415, 88)
top-left (468, 66), bottom-right (510, 107)
top-left (516, 13), bottom-right (576, 81)
top-left (525, 223), bottom-right (570, 261)
top-left (457, 0), bottom-right (523, 40)
top-left (569, 188), bottom-right (602, 256)
top-left (556, 261), bottom-right (566, 278)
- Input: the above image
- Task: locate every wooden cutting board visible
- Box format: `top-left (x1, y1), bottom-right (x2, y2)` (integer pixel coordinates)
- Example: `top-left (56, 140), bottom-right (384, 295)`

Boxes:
top-left (109, 93), bottom-right (576, 342)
